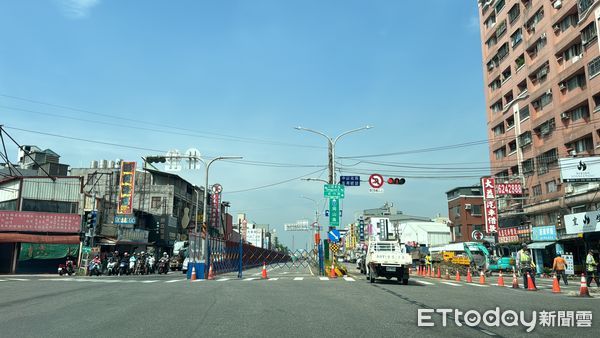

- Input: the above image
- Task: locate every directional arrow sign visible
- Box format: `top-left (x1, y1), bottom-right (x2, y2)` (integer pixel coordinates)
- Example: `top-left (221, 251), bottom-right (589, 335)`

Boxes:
top-left (329, 198), bottom-right (340, 227)
top-left (328, 229), bottom-right (341, 243)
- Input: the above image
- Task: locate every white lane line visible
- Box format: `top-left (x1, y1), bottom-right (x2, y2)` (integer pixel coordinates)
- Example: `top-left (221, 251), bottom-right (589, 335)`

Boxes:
top-left (282, 272), bottom-right (290, 275)
top-left (466, 283), bottom-right (489, 287)
top-left (39, 278), bottom-right (71, 281)
top-left (8, 278), bottom-right (29, 281)
top-left (243, 277), bottom-right (258, 281)
top-left (191, 279), bottom-right (205, 282)
top-left (415, 280), bottom-right (435, 285)
top-left (441, 281), bottom-right (461, 286)
top-left (216, 278), bottom-right (230, 282)
top-left (141, 280), bottom-right (159, 283)
top-left (343, 277), bottom-right (356, 282)
top-left (0, 279), bottom-right (6, 282)
top-left (165, 279), bottom-right (186, 283)
top-left (293, 277), bottom-right (304, 281)
top-left (268, 278), bottom-right (279, 281)
top-left (319, 277), bottom-right (329, 281)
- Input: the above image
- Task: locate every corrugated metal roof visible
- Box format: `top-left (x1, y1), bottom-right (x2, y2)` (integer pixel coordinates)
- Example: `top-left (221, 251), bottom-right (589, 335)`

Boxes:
top-left (21, 177), bottom-right (81, 202)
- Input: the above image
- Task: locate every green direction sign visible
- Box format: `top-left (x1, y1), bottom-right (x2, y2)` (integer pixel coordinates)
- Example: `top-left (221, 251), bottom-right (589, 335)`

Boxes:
top-left (324, 184), bottom-right (345, 199)
top-left (82, 246), bottom-right (92, 254)
top-left (329, 198), bottom-right (340, 227)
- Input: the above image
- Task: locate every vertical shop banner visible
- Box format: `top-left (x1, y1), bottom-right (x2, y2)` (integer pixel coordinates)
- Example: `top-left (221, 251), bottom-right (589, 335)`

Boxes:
top-left (481, 177), bottom-right (498, 233)
top-left (563, 254), bottom-right (574, 275)
top-left (117, 161), bottom-right (136, 215)
top-left (481, 177), bottom-right (496, 200)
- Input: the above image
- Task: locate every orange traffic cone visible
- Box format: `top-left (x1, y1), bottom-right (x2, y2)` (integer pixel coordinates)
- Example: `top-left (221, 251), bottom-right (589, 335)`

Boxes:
top-left (552, 273), bottom-right (561, 293)
top-left (512, 271), bottom-right (519, 288)
top-left (190, 265), bottom-right (197, 281)
top-left (262, 261), bottom-right (268, 279)
top-left (207, 262), bottom-right (215, 280)
top-left (437, 266), bottom-right (441, 279)
top-left (579, 273), bottom-right (590, 297)
top-left (526, 272), bottom-right (536, 291)
top-left (466, 268), bottom-right (472, 283)
top-left (329, 261), bottom-right (337, 278)
top-left (445, 268), bottom-right (450, 280)
top-left (497, 271), bottom-right (504, 287)
top-left (479, 271), bottom-right (486, 285)
top-left (455, 270), bottom-right (461, 282)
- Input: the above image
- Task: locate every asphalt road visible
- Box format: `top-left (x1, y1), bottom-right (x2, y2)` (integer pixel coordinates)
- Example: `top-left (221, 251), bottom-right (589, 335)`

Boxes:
top-left (1, 265), bottom-right (599, 337)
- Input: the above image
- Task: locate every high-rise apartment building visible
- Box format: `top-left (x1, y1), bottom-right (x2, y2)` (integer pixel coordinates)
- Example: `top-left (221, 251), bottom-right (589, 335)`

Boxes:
top-left (477, 0), bottom-right (600, 266)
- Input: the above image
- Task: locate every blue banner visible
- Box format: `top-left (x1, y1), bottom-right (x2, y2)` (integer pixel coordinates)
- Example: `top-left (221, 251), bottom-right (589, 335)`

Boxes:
top-left (531, 225), bottom-right (557, 241)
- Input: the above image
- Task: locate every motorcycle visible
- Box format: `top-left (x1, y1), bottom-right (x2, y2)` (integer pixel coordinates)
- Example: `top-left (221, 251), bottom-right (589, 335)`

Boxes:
top-left (107, 259), bottom-right (118, 276)
top-left (58, 259), bottom-right (75, 276)
top-left (118, 261), bottom-right (130, 276)
top-left (157, 259), bottom-right (169, 274)
top-left (89, 262), bottom-right (102, 276)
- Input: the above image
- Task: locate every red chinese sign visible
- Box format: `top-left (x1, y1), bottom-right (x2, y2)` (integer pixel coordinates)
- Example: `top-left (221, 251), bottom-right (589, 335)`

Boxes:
top-left (117, 161), bottom-right (136, 215)
top-left (498, 227), bottom-right (519, 243)
top-left (481, 177), bottom-right (498, 233)
top-left (496, 182), bottom-right (523, 195)
top-left (0, 211), bottom-right (81, 233)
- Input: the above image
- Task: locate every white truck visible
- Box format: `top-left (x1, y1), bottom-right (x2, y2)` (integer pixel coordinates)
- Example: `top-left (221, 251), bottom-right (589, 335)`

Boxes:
top-left (364, 217), bottom-right (412, 285)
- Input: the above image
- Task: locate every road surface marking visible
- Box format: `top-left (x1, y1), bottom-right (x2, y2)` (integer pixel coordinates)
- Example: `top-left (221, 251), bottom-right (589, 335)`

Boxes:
top-left (415, 280), bottom-right (435, 285)
top-left (165, 279), bottom-right (186, 283)
top-left (39, 278), bottom-right (71, 281)
top-left (8, 278), bottom-right (29, 281)
top-left (268, 278), bottom-right (279, 281)
top-left (293, 277), bottom-right (304, 281)
top-left (343, 277), bottom-right (355, 282)
top-left (441, 281), bottom-right (461, 286)
top-left (0, 279), bottom-right (5, 282)
top-left (243, 278), bottom-right (257, 281)
top-left (282, 272), bottom-right (290, 275)
top-left (216, 278), bottom-right (230, 282)
top-left (319, 277), bottom-right (329, 281)
top-left (141, 280), bottom-right (159, 283)
top-left (466, 283), bottom-right (489, 287)
top-left (191, 279), bottom-right (204, 282)
top-left (308, 265), bottom-right (314, 276)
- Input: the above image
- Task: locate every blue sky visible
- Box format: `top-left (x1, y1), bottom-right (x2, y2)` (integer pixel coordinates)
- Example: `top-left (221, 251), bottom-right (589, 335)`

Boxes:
top-left (0, 0), bottom-right (488, 249)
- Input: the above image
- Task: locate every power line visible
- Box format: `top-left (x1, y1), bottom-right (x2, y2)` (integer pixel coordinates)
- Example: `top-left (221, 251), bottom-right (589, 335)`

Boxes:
top-left (224, 168), bottom-right (327, 194)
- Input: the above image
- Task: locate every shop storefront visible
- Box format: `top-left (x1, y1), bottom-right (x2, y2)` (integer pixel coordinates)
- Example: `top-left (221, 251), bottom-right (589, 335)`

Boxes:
top-left (562, 210), bottom-right (600, 273)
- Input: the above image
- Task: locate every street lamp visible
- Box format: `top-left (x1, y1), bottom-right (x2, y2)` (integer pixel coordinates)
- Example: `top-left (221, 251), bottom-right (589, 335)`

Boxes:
top-left (201, 156), bottom-right (242, 277)
top-left (295, 126), bottom-right (373, 184)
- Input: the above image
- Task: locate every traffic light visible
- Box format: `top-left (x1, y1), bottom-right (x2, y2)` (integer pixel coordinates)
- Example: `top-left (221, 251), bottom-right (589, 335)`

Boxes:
top-left (557, 214), bottom-right (562, 228)
top-left (387, 177), bottom-right (406, 185)
top-left (86, 211), bottom-right (97, 229)
top-left (146, 156), bottom-right (166, 163)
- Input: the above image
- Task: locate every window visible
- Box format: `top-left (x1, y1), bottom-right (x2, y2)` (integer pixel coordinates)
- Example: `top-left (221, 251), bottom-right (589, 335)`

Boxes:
top-left (511, 28), bottom-right (523, 47)
top-left (504, 91), bottom-right (514, 104)
top-left (588, 56), bottom-right (600, 78)
top-left (471, 204), bottom-right (482, 215)
top-left (511, 165), bottom-right (519, 175)
top-left (151, 197), bottom-right (162, 209)
top-left (497, 42), bottom-right (509, 63)
top-left (533, 64), bottom-right (549, 82)
top-left (493, 123), bottom-right (505, 136)
top-left (546, 180), bottom-right (558, 193)
top-left (506, 115), bottom-right (515, 129)
top-left (454, 224), bottom-right (462, 237)
top-left (579, 0), bottom-right (595, 19)
top-left (489, 77), bottom-right (502, 91)
top-left (485, 14), bottom-right (497, 29)
top-left (572, 135), bottom-right (594, 152)
top-left (535, 118), bottom-right (556, 136)
top-left (564, 43), bottom-right (582, 61)
top-left (508, 4), bottom-right (520, 23)
top-left (486, 34), bottom-right (498, 49)
top-left (532, 91), bottom-right (552, 110)
top-left (501, 67), bottom-right (512, 82)
top-left (519, 130), bottom-right (532, 146)
top-left (528, 36), bottom-right (547, 58)
top-left (496, 20), bottom-right (507, 38)
top-left (525, 8), bottom-right (544, 33)
top-left (532, 184), bottom-right (542, 196)
top-left (519, 105), bottom-right (530, 121)
top-left (495, 0), bottom-right (506, 13)
top-left (570, 105), bottom-right (589, 121)
top-left (491, 100), bottom-right (503, 113)
top-left (581, 22), bottom-right (597, 45)
top-left (515, 54), bottom-right (525, 69)
top-left (566, 73), bottom-right (586, 91)
top-left (559, 14), bottom-right (576, 32)
top-left (536, 148), bottom-right (558, 175)
top-left (522, 158), bottom-right (535, 175)
top-left (508, 140), bottom-right (517, 153)
top-left (494, 146), bottom-right (507, 160)
top-left (593, 93), bottom-right (600, 112)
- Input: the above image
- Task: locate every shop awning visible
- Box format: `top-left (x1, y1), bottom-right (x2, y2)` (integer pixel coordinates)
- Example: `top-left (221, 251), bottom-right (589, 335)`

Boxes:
top-left (527, 241), bottom-right (555, 249)
top-left (0, 233), bottom-right (80, 244)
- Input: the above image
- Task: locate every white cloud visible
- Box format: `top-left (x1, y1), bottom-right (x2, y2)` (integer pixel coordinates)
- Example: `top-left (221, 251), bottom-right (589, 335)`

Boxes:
top-left (55, 0), bottom-right (101, 19)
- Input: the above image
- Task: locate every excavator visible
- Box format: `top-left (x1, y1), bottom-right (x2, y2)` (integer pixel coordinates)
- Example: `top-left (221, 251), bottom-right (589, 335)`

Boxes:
top-left (463, 242), bottom-right (515, 274)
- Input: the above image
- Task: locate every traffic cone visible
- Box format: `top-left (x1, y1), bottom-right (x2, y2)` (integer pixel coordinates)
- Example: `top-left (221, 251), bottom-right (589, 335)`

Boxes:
top-left (479, 271), bottom-right (486, 285)
top-left (512, 271), bottom-right (519, 288)
top-left (437, 266), bottom-right (441, 279)
top-left (497, 271), bottom-right (504, 287)
top-left (262, 261), bottom-right (268, 279)
top-left (455, 270), bottom-right (461, 282)
top-left (329, 261), bottom-right (337, 278)
top-left (466, 268), bottom-right (473, 283)
top-left (190, 265), bottom-right (197, 281)
top-left (445, 268), bottom-right (450, 280)
top-left (208, 262), bottom-right (215, 280)
top-left (579, 273), bottom-right (590, 297)
top-left (552, 273), bottom-right (561, 293)
top-left (526, 272), bottom-right (536, 291)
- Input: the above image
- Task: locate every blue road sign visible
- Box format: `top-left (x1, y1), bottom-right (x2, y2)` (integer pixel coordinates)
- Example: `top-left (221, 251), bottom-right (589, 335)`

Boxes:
top-left (340, 176), bottom-right (361, 186)
top-left (328, 229), bottom-right (341, 243)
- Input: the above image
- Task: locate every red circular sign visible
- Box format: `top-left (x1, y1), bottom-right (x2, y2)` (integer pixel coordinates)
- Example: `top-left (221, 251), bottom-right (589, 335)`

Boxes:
top-left (471, 230), bottom-right (484, 241)
top-left (369, 174), bottom-right (384, 189)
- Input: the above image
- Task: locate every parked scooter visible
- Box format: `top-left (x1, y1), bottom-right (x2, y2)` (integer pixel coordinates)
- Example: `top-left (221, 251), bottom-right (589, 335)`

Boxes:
top-left (58, 258), bottom-right (76, 276)
top-left (107, 258), bottom-right (118, 276)
top-left (89, 261), bottom-right (102, 276)
top-left (119, 253), bottom-right (131, 276)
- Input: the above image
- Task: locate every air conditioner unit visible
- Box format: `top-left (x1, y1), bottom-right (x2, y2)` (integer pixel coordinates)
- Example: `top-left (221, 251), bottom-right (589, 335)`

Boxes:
top-left (541, 33), bottom-right (547, 39)
top-left (561, 112), bottom-right (570, 119)
top-left (553, 25), bottom-right (560, 32)
top-left (565, 184), bottom-right (574, 193)
top-left (554, 0), bottom-right (562, 9)
top-left (546, 89), bottom-right (552, 95)
top-left (559, 82), bottom-right (566, 90)
top-left (465, 204), bottom-right (472, 210)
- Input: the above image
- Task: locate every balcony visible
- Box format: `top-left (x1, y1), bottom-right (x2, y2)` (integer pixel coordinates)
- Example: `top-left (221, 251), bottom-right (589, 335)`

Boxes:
top-left (551, 0), bottom-right (578, 27)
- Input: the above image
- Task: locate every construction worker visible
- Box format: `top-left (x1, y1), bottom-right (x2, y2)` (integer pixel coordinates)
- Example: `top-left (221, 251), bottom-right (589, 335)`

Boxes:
top-left (518, 244), bottom-right (536, 289)
top-left (552, 253), bottom-right (568, 285)
top-left (425, 253), bottom-right (432, 271)
top-left (586, 250), bottom-right (599, 287)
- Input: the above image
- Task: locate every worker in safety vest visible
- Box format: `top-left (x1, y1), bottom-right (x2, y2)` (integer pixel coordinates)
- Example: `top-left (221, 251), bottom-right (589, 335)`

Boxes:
top-left (586, 250), bottom-right (599, 287)
top-left (518, 243), bottom-right (536, 289)
top-left (425, 254), bottom-right (431, 270)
